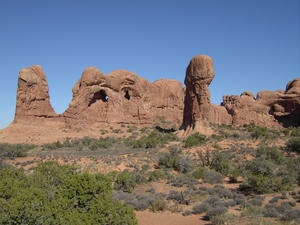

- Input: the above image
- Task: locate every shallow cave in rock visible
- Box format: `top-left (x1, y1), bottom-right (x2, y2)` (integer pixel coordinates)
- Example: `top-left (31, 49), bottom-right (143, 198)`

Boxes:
top-left (88, 90), bottom-right (108, 106)
top-left (124, 90), bottom-right (130, 100)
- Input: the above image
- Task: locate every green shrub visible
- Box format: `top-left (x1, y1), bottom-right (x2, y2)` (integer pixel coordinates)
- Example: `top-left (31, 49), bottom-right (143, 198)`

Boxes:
top-left (183, 132), bottom-right (207, 148)
top-left (192, 203), bottom-right (212, 214)
top-left (114, 171), bottom-right (137, 193)
top-left (158, 146), bottom-right (194, 173)
top-left (148, 169), bottom-right (166, 181)
top-left (149, 197), bottom-right (168, 212)
top-left (241, 205), bottom-right (264, 217)
top-left (242, 155), bottom-right (297, 194)
top-left (205, 207), bottom-right (228, 221)
top-left (0, 163), bottom-right (137, 225)
top-left (290, 127), bottom-right (300, 137)
top-left (286, 137), bottom-right (300, 153)
top-left (256, 145), bottom-right (285, 164)
top-left (210, 152), bottom-right (231, 176)
top-left (251, 126), bottom-right (270, 139)
top-left (0, 143), bottom-right (34, 159)
top-left (191, 167), bottom-right (206, 179)
top-left (130, 130), bottom-right (178, 149)
top-left (203, 170), bottom-right (224, 184)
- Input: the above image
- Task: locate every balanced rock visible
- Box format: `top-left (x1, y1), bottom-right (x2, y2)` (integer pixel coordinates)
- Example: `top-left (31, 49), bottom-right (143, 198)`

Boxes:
top-left (179, 55), bottom-right (231, 136)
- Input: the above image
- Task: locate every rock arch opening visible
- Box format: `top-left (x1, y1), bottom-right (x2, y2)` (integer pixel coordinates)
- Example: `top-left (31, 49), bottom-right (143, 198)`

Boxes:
top-left (88, 90), bottom-right (108, 106)
top-left (124, 90), bottom-right (130, 100)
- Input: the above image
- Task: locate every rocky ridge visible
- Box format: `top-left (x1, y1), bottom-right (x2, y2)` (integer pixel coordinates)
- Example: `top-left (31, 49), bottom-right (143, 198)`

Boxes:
top-left (1, 55), bottom-right (299, 143)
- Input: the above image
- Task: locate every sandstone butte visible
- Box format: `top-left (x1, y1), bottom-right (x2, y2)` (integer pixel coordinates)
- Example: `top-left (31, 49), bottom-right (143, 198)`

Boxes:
top-left (0, 55), bottom-right (299, 144)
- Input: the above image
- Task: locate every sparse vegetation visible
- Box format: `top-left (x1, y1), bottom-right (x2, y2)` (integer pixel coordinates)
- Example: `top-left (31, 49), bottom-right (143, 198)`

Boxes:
top-left (1, 123), bottom-right (300, 225)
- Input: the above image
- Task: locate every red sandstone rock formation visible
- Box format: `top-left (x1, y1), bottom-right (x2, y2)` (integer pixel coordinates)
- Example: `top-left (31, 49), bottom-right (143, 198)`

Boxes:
top-left (178, 55), bottom-right (232, 136)
top-left (3, 56), bottom-right (299, 144)
top-left (63, 67), bottom-right (185, 126)
top-left (221, 78), bottom-right (300, 128)
top-left (14, 65), bottom-right (58, 124)
top-left (13, 65), bottom-right (185, 128)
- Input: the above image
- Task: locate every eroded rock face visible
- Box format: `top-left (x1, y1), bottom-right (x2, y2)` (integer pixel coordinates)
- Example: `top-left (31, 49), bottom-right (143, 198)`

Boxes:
top-left (14, 65), bottom-right (58, 124)
top-left (179, 55), bottom-right (232, 136)
top-left (221, 78), bottom-right (300, 128)
top-left (13, 65), bottom-right (184, 129)
top-left (62, 68), bottom-right (185, 126)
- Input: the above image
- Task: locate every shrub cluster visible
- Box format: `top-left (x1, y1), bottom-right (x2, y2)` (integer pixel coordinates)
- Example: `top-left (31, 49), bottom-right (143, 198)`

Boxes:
top-left (0, 161), bottom-right (137, 224)
top-left (241, 145), bottom-right (299, 194)
top-left (0, 143), bottom-right (35, 160)
top-left (286, 137), bottom-right (300, 153)
top-left (183, 132), bottom-right (207, 148)
top-left (125, 130), bottom-right (178, 149)
top-left (42, 136), bottom-right (118, 151)
top-left (158, 146), bottom-right (195, 173)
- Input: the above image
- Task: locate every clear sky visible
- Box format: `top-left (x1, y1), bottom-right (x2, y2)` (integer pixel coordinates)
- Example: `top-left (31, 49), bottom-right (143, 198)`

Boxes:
top-left (0, 0), bottom-right (299, 129)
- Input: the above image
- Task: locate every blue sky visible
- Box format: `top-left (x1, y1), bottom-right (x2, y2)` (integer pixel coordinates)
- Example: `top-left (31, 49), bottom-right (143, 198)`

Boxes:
top-left (0, 0), bottom-right (299, 129)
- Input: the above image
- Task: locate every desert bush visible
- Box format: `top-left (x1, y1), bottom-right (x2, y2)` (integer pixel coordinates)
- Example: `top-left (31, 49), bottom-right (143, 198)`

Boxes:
top-left (229, 167), bottom-right (240, 183)
top-left (148, 169), bottom-right (167, 181)
top-left (112, 190), bottom-right (134, 202)
top-left (146, 187), bottom-right (156, 194)
top-left (0, 143), bottom-right (34, 159)
top-left (244, 154), bottom-right (298, 194)
top-left (203, 170), bottom-right (224, 184)
top-left (168, 175), bottom-right (198, 187)
top-left (243, 156), bottom-right (277, 193)
top-left (0, 163), bottom-right (138, 225)
top-left (167, 190), bottom-right (189, 205)
top-left (241, 205), bottom-right (264, 217)
top-left (208, 186), bottom-right (233, 199)
top-left (281, 201), bottom-right (296, 208)
top-left (182, 210), bottom-right (192, 216)
top-left (166, 190), bottom-right (181, 202)
top-left (246, 195), bottom-right (265, 207)
top-left (183, 132), bottom-right (207, 148)
top-left (210, 151), bottom-right (231, 176)
top-left (256, 145), bottom-right (285, 165)
top-left (222, 200), bottom-right (237, 208)
top-left (141, 163), bottom-right (151, 172)
top-left (197, 149), bottom-right (211, 167)
top-left (177, 156), bottom-right (195, 173)
top-left (158, 146), bottom-right (195, 173)
top-left (132, 171), bottom-right (147, 184)
top-left (191, 167), bottom-right (206, 179)
top-left (290, 127), bottom-right (300, 137)
top-left (286, 137), bottom-right (300, 153)
top-left (125, 196), bottom-right (150, 211)
top-left (285, 156), bottom-right (300, 185)
top-left (210, 213), bottom-right (232, 225)
top-left (282, 209), bottom-right (300, 222)
top-left (269, 196), bottom-right (280, 203)
top-left (251, 126), bottom-right (269, 139)
top-left (192, 202), bottom-right (212, 214)
top-left (205, 207), bottom-right (228, 221)
top-left (114, 171), bottom-right (137, 193)
top-left (263, 204), bottom-right (280, 218)
top-left (130, 130), bottom-right (178, 149)
top-left (233, 193), bottom-right (246, 205)
top-left (203, 195), bottom-right (222, 207)
top-left (149, 197), bottom-right (168, 212)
